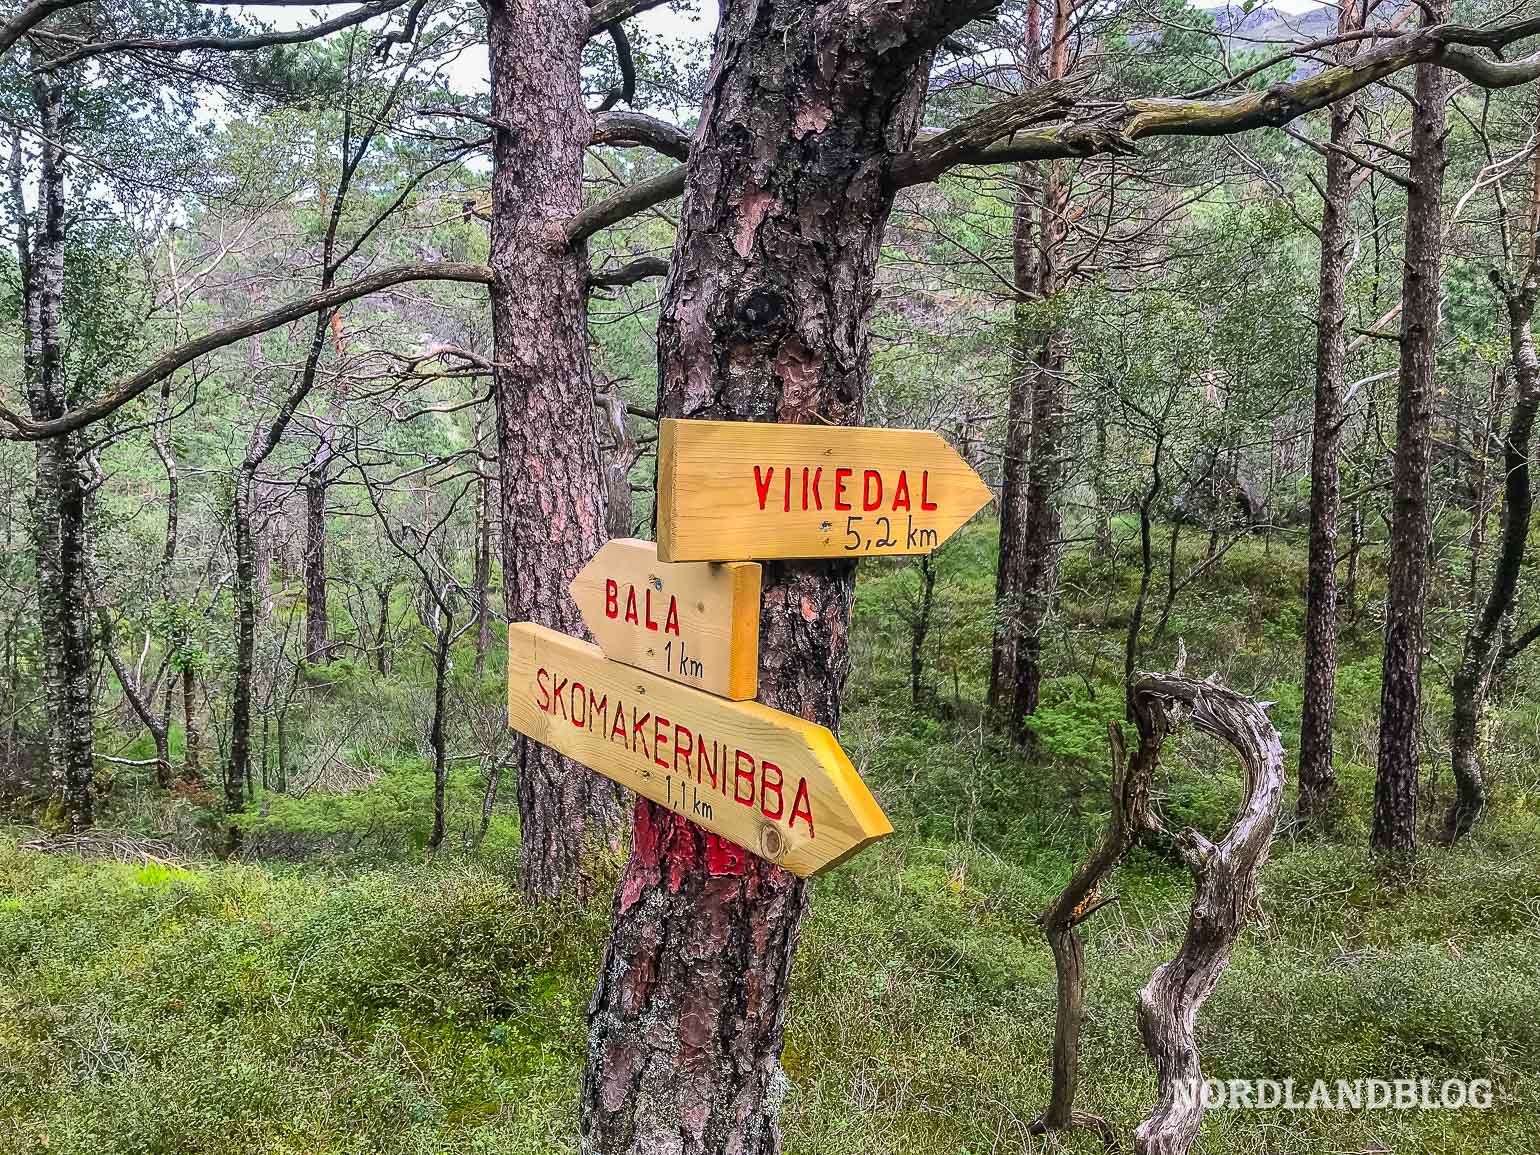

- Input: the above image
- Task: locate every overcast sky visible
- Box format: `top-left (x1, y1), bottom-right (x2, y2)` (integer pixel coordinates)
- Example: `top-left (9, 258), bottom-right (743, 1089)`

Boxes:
top-left (249, 0), bottom-right (1327, 99)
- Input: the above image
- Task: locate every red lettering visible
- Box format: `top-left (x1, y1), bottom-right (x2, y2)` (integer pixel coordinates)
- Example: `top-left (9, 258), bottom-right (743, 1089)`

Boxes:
top-left (811, 467), bottom-right (823, 510)
top-left (783, 467), bottom-right (791, 512)
top-left (892, 471), bottom-right (911, 510)
top-left (760, 761), bottom-right (784, 820)
top-left (697, 739), bottom-right (718, 790)
top-left (536, 667), bottom-right (551, 712)
top-left (570, 681), bottom-right (586, 728)
top-left (605, 579), bottom-right (618, 619)
top-left (921, 469), bottom-right (938, 510)
top-left (862, 470), bottom-right (882, 511)
top-left (645, 587), bottom-right (658, 632)
top-left (609, 700), bottom-right (628, 745)
top-left (664, 597), bottom-right (680, 636)
top-left (625, 588), bottom-right (639, 625)
top-left (801, 467), bottom-right (810, 510)
top-left (632, 710), bottom-right (651, 760)
top-left (588, 689), bottom-right (608, 733)
top-left (674, 724), bottom-right (694, 773)
top-left (653, 715), bottom-right (670, 770)
top-left (734, 751), bottom-right (756, 806)
top-left (754, 465), bottom-right (774, 510)
top-left (835, 468), bottom-right (853, 510)
top-left (789, 778), bottom-right (815, 837)
top-left (553, 678), bottom-right (569, 720)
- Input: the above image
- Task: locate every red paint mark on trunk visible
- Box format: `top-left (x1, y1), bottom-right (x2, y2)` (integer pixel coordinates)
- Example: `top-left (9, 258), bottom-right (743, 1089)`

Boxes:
top-left (705, 834), bottom-right (749, 876)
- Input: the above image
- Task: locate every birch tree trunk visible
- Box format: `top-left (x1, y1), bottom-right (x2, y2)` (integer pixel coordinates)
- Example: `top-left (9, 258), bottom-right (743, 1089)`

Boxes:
top-left (24, 75), bottom-right (94, 831)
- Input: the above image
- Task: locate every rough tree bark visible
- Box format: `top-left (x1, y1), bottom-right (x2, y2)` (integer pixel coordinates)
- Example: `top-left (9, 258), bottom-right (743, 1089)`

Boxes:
top-left (987, 9), bottom-right (1042, 714)
top-left (1446, 177), bottom-right (1540, 842)
top-left (1297, 0), bottom-right (1364, 829)
top-left (1373, 5), bottom-right (1447, 866)
top-left (487, 0), bottom-right (624, 899)
top-left (579, 3), bottom-right (992, 1151)
top-left (20, 75), bottom-right (95, 830)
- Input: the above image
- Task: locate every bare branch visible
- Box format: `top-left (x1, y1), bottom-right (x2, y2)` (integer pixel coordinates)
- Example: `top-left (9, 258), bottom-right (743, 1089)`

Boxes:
top-left (592, 109), bottom-right (690, 160)
top-left (0, 262), bottom-right (494, 441)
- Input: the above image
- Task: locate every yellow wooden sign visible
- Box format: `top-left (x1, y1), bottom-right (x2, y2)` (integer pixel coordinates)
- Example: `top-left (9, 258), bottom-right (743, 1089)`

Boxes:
top-left (570, 538), bottom-right (761, 701)
top-left (508, 622), bottom-right (892, 877)
top-left (656, 418), bottom-right (994, 561)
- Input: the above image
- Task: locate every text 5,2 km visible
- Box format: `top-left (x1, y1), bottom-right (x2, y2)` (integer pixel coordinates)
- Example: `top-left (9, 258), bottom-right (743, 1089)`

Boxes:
top-left (840, 512), bottom-right (939, 553)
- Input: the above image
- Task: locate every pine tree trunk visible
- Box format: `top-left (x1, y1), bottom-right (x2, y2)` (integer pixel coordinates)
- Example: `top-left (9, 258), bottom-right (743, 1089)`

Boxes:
top-left (487, 0), bottom-right (624, 900)
top-left (1372, 16), bottom-right (1447, 866)
top-left (989, 159), bottom-right (1038, 713)
top-left (579, 4), bottom-right (966, 1150)
top-left (1008, 0), bottom-right (1071, 740)
top-left (1298, 8), bottom-right (1362, 829)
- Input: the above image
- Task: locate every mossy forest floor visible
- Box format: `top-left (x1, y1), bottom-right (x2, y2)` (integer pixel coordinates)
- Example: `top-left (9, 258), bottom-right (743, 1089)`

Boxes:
top-left (3, 521), bottom-right (1538, 1153)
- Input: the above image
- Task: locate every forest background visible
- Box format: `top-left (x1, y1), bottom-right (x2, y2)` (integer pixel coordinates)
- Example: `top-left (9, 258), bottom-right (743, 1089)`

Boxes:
top-left (0, 0), bottom-right (1538, 1152)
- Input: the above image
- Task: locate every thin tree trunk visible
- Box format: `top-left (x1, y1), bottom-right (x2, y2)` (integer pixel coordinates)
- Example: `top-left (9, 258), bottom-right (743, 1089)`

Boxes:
top-left (1009, 0), bottom-right (1072, 741)
top-left (579, 5), bottom-right (969, 1151)
top-left (427, 612), bottom-right (452, 853)
top-left (375, 581), bottom-right (391, 675)
top-left (181, 666), bottom-right (201, 785)
top-left (487, 0), bottom-right (623, 900)
top-left (1446, 165), bottom-right (1540, 842)
top-left (1298, 7), bottom-right (1362, 828)
top-left (302, 463), bottom-right (330, 663)
top-left (228, 462), bottom-right (259, 852)
top-left (474, 420), bottom-right (494, 679)
top-left (989, 154), bottom-right (1039, 712)
top-left (911, 553), bottom-right (936, 706)
top-left (1372, 11), bottom-right (1448, 867)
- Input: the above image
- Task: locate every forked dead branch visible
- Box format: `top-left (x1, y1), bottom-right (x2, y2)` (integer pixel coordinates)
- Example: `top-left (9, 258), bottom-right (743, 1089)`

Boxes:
top-left (1033, 673), bottom-right (1286, 1155)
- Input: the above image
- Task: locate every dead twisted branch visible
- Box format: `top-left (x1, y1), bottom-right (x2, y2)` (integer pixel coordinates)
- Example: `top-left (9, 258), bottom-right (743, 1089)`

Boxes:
top-left (1032, 672), bottom-right (1286, 1155)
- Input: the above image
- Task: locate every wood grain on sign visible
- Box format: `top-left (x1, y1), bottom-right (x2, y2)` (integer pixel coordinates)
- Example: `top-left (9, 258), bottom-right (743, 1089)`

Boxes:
top-left (657, 418), bottom-right (995, 561)
top-left (508, 622), bottom-right (891, 877)
top-left (570, 538), bottom-right (761, 700)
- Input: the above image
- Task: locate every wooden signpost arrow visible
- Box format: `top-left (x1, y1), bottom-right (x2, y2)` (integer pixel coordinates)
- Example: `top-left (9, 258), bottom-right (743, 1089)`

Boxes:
top-left (657, 418), bottom-right (994, 561)
top-left (570, 538), bottom-right (761, 700)
top-left (508, 622), bottom-right (892, 877)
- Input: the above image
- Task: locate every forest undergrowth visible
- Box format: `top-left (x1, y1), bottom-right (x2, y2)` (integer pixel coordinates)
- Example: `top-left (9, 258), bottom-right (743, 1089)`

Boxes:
top-left (3, 522), bottom-right (1538, 1154)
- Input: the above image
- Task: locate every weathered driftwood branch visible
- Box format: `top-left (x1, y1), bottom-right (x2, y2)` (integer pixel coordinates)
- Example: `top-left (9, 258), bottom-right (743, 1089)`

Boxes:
top-left (1032, 673), bottom-right (1284, 1155)
top-left (1129, 675), bottom-right (1286, 1155)
top-left (1032, 716), bottom-right (1160, 1143)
